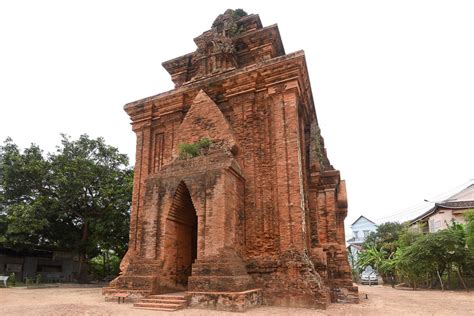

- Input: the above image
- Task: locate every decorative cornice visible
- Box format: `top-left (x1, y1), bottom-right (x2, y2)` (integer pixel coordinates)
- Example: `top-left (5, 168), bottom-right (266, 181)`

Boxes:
top-left (125, 51), bottom-right (311, 123)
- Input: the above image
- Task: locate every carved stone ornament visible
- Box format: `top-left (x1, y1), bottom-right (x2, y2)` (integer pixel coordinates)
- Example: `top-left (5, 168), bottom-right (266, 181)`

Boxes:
top-left (191, 9), bottom-right (245, 79)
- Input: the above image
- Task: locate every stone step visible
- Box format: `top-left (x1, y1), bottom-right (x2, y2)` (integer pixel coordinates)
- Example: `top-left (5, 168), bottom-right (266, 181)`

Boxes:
top-left (134, 302), bottom-right (185, 308)
top-left (133, 293), bottom-right (188, 312)
top-left (140, 298), bottom-right (187, 303)
top-left (147, 294), bottom-right (187, 300)
top-left (134, 306), bottom-right (179, 311)
top-left (134, 301), bottom-right (187, 311)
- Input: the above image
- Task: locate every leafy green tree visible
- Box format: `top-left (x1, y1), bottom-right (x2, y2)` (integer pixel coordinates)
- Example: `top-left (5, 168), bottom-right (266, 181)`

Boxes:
top-left (465, 210), bottom-right (474, 252)
top-left (89, 250), bottom-right (121, 281)
top-left (358, 217), bottom-right (473, 289)
top-left (361, 221), bottom-right (404, 283)
top-left (0, 139), bottom-right (51, 248)
top-left (463, 210), bottom-right (474, 286)
top-left (364, 222), bottom-right (404, 252)
top-left (48, 134), bottom-right (132, 281)
top-left (0, 135), bottom-right (133, 282)
top-left (397, 223), bottom-right (468, 289)
top-left (357, 246), bottom-right (386, 272)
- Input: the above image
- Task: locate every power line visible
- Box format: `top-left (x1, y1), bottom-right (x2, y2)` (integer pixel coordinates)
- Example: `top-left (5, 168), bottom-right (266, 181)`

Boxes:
top-left (374, 203), bottom-right (431, 222)
top-left (425, 179), bottom-right (473, 202)
top-left (373, 179), bottom-right (474, 223)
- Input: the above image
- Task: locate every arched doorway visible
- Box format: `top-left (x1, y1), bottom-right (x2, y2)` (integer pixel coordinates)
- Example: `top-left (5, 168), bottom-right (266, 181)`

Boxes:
top-left (163, 182), bottom-right (198, 290)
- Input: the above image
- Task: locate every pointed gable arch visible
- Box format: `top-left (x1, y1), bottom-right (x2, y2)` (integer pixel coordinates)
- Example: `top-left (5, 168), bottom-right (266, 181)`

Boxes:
top-left (174, 90), bottom-right (238, 156)
top-left (167, 181), bottom-right (197, 224)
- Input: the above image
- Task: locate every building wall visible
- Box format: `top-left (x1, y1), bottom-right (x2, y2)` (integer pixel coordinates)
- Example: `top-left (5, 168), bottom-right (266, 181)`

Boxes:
top-left (108, 13), bottom-right (357, 307)
top-left (0, 252), bottom-right (78, 282)
top-left (349, 217), bottom-right (377, 245)
top-left (346, 217), bottom-right (377, 271)
top-left (428, 209), bottom-right (467, 232)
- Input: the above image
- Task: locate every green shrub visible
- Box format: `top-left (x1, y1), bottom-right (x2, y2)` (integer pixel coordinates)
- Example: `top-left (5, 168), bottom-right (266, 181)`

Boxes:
top-left (179, 143), bottom-right (199, 159)
top-left (195, 137), bottom-right (211, 149)
top-left (89, 251), bottom-right (122, 281)
top-left (232, 9), bottom-right (248, 19)
top-left (8, 272), bottom-right (16, 286)
top-left (35, 273), bottom-right (42, 284)
top-left (25, 277), bottom-right (34, 286)
top-left (179, 138), bottom-right (212, 159)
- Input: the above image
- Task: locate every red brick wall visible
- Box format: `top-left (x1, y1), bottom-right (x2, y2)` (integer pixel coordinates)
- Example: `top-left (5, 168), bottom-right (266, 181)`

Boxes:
top-left (112, 15), bottom-right (357, 307)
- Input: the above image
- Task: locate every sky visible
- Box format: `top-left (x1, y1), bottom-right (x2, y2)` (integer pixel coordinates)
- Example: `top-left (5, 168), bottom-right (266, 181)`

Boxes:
top-left (1, 1), bottom-right (473, 230)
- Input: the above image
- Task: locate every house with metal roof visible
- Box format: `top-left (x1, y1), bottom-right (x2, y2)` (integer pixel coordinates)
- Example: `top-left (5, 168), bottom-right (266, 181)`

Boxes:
top-left (0, 247), bottom-right (79, 283)
top-left (410, 184), bottom-right (474, 233)
top-left (346, 215), bottom-right (377, 268)
top-left (347, 215), bottom-right (377, 246)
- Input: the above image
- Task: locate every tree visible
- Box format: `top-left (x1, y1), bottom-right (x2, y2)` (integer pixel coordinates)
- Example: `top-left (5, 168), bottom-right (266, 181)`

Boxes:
top-left (465, 210), bottom-right (474, 253)
top-left (397, 224), bottom-right (467, 289)
top-left (48, 134), bottom-right (133, 281)
top-left (361, 221), bottom-right (404, 284)
top-left (357, 246), bottom-right (386, 272)
top-left (0, 135), bottom-right (133, 282)
top-left (358, 217), bottom-right (473, 290)
top-left (463, 210), bottom-right (474, 286)
top-left (0, 138), bottom-right (51, 248)
top-left (364, 222), bottom-right (404, 252)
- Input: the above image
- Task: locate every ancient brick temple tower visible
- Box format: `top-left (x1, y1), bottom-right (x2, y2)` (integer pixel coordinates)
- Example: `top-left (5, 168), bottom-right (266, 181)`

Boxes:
top-left (104, 9), bottom-right (358, 311)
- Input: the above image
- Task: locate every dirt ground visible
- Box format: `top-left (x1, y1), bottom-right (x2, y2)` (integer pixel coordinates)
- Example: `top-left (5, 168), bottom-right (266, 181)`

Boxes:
top-left (0, 284), bottom-right (472, 315)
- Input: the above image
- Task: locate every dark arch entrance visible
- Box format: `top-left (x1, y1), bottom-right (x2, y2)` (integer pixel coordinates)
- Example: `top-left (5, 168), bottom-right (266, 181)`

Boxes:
top-left (163, 182), bottom-right (198, 290)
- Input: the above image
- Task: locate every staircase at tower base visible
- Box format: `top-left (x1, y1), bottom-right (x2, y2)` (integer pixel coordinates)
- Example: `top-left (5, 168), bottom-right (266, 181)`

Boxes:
top-left (134, 293), bottom-right (189, 311)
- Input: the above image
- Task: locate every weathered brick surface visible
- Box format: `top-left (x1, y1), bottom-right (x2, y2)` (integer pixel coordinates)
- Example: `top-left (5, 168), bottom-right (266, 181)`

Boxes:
top-left (104, 10), bottom-right (358, 310)
top-left (188, 289), bottom-right (262, 312)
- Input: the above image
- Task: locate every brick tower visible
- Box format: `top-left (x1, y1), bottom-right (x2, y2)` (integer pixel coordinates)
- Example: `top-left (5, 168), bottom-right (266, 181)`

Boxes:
top-left (104, 10), bottom-right (358, 311)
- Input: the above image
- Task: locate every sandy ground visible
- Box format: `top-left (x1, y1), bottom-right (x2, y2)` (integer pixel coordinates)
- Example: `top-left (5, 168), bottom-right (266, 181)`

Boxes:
top-left (0, 284), bottom-right (473, 315)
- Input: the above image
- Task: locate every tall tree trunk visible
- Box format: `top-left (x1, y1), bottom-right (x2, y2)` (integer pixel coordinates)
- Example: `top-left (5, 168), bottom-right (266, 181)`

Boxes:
top-left (78, 221), bottom-right (89, 283)
top-left (436, 268), bottom-right (444, 291)
top-left (447, 265), bottom-right (451, 290)
top-left (456, 267), bottom-right (468, 292)
top-left (102, 251), bottom-right (106, 279)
